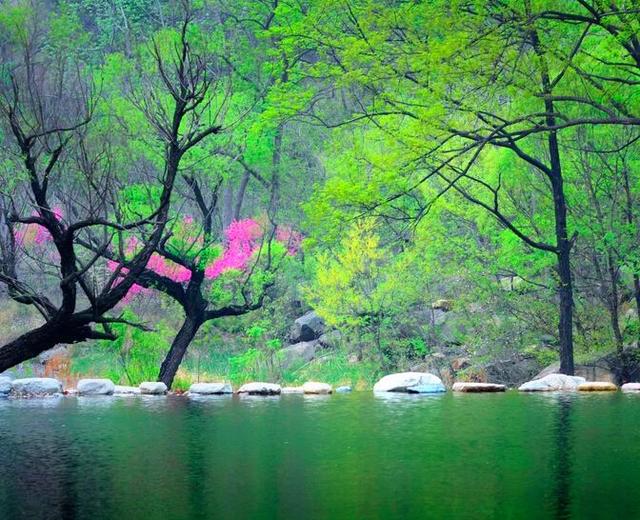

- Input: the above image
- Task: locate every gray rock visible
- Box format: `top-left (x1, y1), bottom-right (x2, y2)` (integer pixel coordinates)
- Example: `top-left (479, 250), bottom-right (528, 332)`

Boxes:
top-left (302, 381), bottom-right (332, 394)
top-left (373, 372), bottom-right (446, 393)
top-left (336, 385), bottom-right (352, 393)
top-left (77, 379), bottom-right (115, 396)
top-left (518, 373), bottom-right (586, 392)
top-left (279, 341), bottom-right (318, 368)
top-left (483, 356), bottom-right (542, 387)
top-left (189, 382), bottom-right (233, 395)
top-left (290, 311), bottom-right (325, 342)
top-left (11, 377), bottom-right (62, 396)
top-left (139, 382), bottom-right (168, 395)
top-left (0, 377), bottom-right (12, 395)
top-left (113, 385), bottom-right (140, 395)
top-left (237, 382), bottom-right (281, 395)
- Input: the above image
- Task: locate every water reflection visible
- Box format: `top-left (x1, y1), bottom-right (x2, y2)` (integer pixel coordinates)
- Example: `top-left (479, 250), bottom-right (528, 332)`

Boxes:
top-left (552, 394), bottom-right (574, 520)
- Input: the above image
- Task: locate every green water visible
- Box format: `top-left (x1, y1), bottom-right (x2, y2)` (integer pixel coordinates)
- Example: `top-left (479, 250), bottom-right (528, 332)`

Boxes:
top-left (0, 391), bottom-right (639, 519)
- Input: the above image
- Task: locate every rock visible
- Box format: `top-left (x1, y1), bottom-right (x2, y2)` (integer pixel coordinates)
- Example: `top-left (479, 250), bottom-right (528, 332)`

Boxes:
top-left (114, 385), bottom-right (140, 395)
top-left (189, 382), bottom-right (233, 395)
top-left (432, 299), bottom-right (454, 311)
top-left (77, 379), bottom-right (115, 396)
top-left (0, 377), bottom-right (12, 395)
top-left (139, 382), bottom-right (168, 395)
top-left (348, 354), bottom-right (359, 364)
top-left (621, 383), bottom-right (640, 392)
top-left (279, 341), bottom-right (318, 369)
top-left (483, 355), bottom-right (543, 387)
top-left (290, 311), bottom-right (325, 342)
top-left (281, 386), bottom-right (304, 394)
top-left (302, 381), bottom-right (332, 394)
top-left (518, 373), bottom-right (586, 392)
top-left (11, 377), bottom-right (62, 396)
top-left (452, 382), bottom-right (506, 392)
top-left (373, 372), bottom-right (446, 393)
top-left (318, 330), bottom-right (342, 348)
top-left (237, 382), bottom-right (281, 395)
top-left (578, 382), bottom-right (618, 392)
top-left (336, 385), bottom-right (352, 393)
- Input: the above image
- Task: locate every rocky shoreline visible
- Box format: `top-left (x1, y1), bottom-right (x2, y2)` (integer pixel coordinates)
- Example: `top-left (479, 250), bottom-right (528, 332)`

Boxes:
top-left (1, 371), bottom-right (638, 399)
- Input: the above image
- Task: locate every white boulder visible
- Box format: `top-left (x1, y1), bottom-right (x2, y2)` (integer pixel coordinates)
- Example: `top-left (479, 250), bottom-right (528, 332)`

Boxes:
top-left (77, 379), bottom-right (115, 396)
top-left (11, 377), bottom-right (62, 396)
top-left (373, 372), bottom-right (446, 393)
top-left (621, 382), bottom-right (640, 393)
top-left (518, 373), bottom-right (586, 392)
top-left (189, 382), bottom-right (233, 395)
top-left (139, 382), bottom-right (168, 395)
top-left (302, 381), bottom-right (332, 394)
top-left (237, 382), bottom-right (281, 395)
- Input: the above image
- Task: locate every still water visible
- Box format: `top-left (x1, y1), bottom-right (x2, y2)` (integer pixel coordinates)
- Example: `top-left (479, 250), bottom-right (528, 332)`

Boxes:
top-left (0, 391), bottom-right (639, 519)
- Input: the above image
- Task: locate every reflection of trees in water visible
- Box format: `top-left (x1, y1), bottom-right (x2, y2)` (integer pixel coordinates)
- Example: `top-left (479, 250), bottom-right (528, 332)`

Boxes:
top-left (553, 395), bottom-right (574, 520)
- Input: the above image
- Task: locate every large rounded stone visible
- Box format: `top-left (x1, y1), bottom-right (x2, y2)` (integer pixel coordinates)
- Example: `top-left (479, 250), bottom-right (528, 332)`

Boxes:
top-left (621, 382), bottom-right (640, 393)
top-left (77, 379), bottom-right (115, 396)
top-left (189, 383), bottom-right (233, 395)
top-left (237, 382), bottom-right (281, 395)
top-left (139, 382), bottom-right (168, 395)
top-left (518, 373), bottom-right (586, 392)
top-left (290, 311), bottom-right (325, 342)
top-left (373, 372), bottom-right (446, 393)
top-left (578, 382), bottom-right (617, 392)
top-left (279, 341), bottom-right (318, 369)
top-left (336, 385), bottom-right (352, 393)
top-left (452, 382), bottom-right (506, 393)
top-left (11, 377), bottom-right (62, 396)
top-left (302, 381), bottom-right (332, 394)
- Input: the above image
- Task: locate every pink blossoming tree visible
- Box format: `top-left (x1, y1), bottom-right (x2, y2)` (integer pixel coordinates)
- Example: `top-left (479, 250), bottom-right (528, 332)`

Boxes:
top-left (106, 212), bottom-right (300, 388)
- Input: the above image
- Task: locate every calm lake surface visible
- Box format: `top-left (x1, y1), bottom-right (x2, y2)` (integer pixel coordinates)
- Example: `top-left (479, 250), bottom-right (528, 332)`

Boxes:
top-left (1, 391), bottom-right (639, 519)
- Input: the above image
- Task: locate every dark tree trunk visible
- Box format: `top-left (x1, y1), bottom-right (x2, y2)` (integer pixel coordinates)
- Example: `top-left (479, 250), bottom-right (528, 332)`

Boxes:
top-left (157, 313), bottom-right (202, 388)
top-left (548, 130), bottom-right (574, 375)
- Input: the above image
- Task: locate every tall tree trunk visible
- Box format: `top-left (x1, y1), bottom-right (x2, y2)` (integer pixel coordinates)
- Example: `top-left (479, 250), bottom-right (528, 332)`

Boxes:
top-left (157, 313), bottom-right (202, 388)
top-left (548, 131), bottom-right (574, 375)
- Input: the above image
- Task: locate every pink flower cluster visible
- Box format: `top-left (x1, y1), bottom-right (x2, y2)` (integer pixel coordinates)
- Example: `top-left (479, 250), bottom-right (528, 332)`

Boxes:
top-left (204, 219), bottom-right (262, 279)
top-left (108, 218), bottom-right (301, 304)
